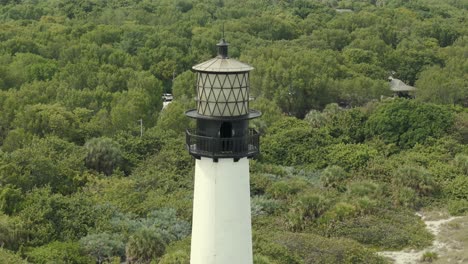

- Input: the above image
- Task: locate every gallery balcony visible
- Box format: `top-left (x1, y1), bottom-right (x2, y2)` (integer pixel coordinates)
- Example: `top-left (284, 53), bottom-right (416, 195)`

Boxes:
top-left (185, 129), bottom-right (260, 160)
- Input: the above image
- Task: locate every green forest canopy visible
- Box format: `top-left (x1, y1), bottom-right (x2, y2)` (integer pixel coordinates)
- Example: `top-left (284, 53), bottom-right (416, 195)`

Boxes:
top-left (0, 0), bottom-right (467, 263)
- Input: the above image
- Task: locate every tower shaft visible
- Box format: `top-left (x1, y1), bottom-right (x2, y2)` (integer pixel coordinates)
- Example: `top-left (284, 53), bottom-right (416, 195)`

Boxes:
top-left (191, 157), bottom-right (253, 264)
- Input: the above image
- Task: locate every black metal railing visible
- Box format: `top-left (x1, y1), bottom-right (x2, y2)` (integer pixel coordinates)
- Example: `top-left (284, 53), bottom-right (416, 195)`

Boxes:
top-left (186, 129), bottom-right (260, 159)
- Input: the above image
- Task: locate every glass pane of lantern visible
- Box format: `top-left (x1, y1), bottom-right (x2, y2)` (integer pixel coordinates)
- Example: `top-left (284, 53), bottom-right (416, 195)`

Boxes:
top-left (240, 102), bottom-right (248, 114)
top-left (240, 73), bottom-right (248, 87)
top-left (199, 86), bottom-right (207, 100)
top-left (207, 102), bottom-right (216, 115)
top-left (219, 89), bottom-right (230, 103)
top-left (198, 101), bottom-right (206, 115)
top-left (228, 89), bottom-right (239, 102)
top-left (207, 88), bottom-right (221, 102)
top-left (212, 74), bottom-right (223, 88)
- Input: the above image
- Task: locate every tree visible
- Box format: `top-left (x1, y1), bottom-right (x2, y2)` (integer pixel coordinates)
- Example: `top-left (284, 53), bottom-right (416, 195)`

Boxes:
top-left (325, 143), bottom-right (378, 171)
top-left (0, 184), bottom-right (22, 215)
top-left (156, 101), bottom-right (193, 134)
top-left (0, 136), bottom-right (86, 194)
top-left (12, 103), bottom-right (82, 142)
top-left (321, 165), bottom-right (349, 192)
top-left (126, 227), bottom-right (168, 263)
top-left (26, 241), bottom-right (93, 264)
top-left (261, 117), bottom-right (332, 167)
top-left (171, 70), bottom-right (196, 100)
top-left (80, 233), bottom-right (125, 264)
top-left (85, 137), bottom-right (123, 176)
top-left (110, 89), bottom-right (157, 132)
top-left (415, 58), bottom-right (467, 106)
top-left (0, 248), bottom-right (27, 264)
top-left (366, 99), bottom-right (454, 148)
top-left (0, 213), bottom-right (25, 250)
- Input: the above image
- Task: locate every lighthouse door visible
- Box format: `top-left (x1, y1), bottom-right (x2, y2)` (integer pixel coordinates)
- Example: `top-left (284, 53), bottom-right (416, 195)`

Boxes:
top-left (220, 122), bottom-right (232, 152)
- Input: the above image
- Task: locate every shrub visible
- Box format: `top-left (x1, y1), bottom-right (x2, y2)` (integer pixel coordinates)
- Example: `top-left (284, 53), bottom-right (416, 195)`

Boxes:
top-left (445, 174), bottom-right (468, 200)
top-left (392, 186), bottom-right (419, 208)
top-left (454, 154), bottom-right (468, 175)
top-left (251, 196), bottom-right (282, 217)
top-left (321, 165), bottom-right (349, 192)
top-left (26, 241), bottom-right (93, 264)
top-left (277, 232), bottom-right (387, 264)
top-left (251, 173), bottom-right (274, 196)
top-left (158, 250), bottom-right (189, 264)
top-left (330, 211), bottom-right (433, 249)
top-left (80, 233), bottom-right (125, 263)
top-left (393, 166), bottom-right (438, 197)
top-left (421, 251), bottom-right (438, 262)
top-left (252, 232), bottom-right (302, 264)
top-left (0, 213), bottom-right (25, 250)
top-left (85, 137), bottom-right (122, 176)
top-left (326, 202), bottom-right (358, 221)
top-left (347, 181), bottom-right (381, 198)
top-left (355, 196), bottom-right (379, 214)
top-left (126, 227), bottom-right (168, 263)
top-left (266, 180), bottom-right (306, 200)
top-left (253, 254), bottom-right (277, 264)
top-left (325, 143), bottom-right (378, 171)
top-left (447, 199), bottom-right (468, 215)
top-left (366, 99), bottom-right (454, 148)
top-left (0, 248), bottom-right (27, 264)
top-left (285, 194), bottom-right (328, 231)
top-left (261, 117), bottom-right (332, 167)
top-left (159, 238), bottom-right (190, 264)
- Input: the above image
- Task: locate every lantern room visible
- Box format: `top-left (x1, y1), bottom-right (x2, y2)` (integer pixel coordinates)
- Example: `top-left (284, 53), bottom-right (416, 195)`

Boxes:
top-left (185, 38), bottom-right (261, 160)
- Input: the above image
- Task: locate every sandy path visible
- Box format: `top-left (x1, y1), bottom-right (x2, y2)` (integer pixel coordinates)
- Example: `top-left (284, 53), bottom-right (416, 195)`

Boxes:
top-left (378, 213), bottom-right (462, 264)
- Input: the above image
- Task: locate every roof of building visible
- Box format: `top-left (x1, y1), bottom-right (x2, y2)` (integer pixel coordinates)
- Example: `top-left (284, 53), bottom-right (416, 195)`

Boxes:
top-left (192, 57), bottom-right (254, 73)
top-left (389, 77), bottom-right (417, 92)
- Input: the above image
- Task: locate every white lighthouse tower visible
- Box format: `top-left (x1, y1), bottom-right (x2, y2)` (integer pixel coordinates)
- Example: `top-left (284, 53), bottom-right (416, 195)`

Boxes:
top-left (185, 38), bottom-right (261, 264)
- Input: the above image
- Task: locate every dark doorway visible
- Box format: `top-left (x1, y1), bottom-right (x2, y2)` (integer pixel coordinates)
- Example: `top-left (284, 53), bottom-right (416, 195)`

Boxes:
top-left (220, 122), bottom-right (232, 138)
top-left (220, 122), bottom-right (232, 151)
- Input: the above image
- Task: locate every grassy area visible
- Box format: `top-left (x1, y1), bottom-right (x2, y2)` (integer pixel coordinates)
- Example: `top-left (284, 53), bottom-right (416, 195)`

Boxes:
top-left (434, 215), bottom-right (468, 263)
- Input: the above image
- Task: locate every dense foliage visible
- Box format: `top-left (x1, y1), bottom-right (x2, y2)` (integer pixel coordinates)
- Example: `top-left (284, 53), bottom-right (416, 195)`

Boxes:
top-left (0, 0), bottom-right (466, 263)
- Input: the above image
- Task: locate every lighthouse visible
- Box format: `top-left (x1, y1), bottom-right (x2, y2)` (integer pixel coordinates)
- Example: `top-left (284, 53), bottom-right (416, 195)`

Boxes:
top-left (185, 38), bottom-right (261, 264)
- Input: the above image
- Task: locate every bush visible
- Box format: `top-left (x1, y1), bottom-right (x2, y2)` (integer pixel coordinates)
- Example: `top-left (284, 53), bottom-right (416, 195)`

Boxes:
top-left (80, 233), bottom-right (125, 263)
top-left (392, 186), bottom-right (419, 208)
top-left (321, 165), bottom-right (349, 192)
top-left (393, 166), bottom-right (438, 197)
top-left (0, 213), bottom-right (25, 250)
top-left (158, 250), bottom-right (189, 264)
top-left (266, 180), bottom-right (305, 200)
top-left (26, 241), bottom-right (93, 264)
top-left (447, 199), bottom-right (468, 215)
top-left (366, 99), bottom-right (454, 148)
top-left (285, 194), bottom-right (328, 231)
top-left (253, 254), bottom-right (277, 264)
top-left (454, 154), bottom-right (468, 175)
top-left (252, 232), bottom-right (302, 264)
top-left (325, 143), bottom-right (378, 171)
top-left (250, 173), bottom-right (274, 196)
top-left (445, 174), bottom-right (468, 200)
top-left (347, 181), bottom-right (381, 198)
top-left (126, 227), bottom-right (169, 263)
top-left (85, 137), bottom-right (123, 176)
top-left (0, 248), bottom-right (27, 264)
top-left (159, 238), bottom-right (190, 264)
top-left (421, 251), bottom-right (438, 262)
top-left (261, 117), bottom-right (332, 167)
top-left (330, 210), bottom-right (433, 249)
top-left (277, 232), bottom-right (387, 264)
top-left (251, 196), bottom-right (282, 217)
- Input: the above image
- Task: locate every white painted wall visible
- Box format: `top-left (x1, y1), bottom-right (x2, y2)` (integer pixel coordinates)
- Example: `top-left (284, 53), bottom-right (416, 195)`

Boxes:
top-left (190, 157), bottom-right (253, 264)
